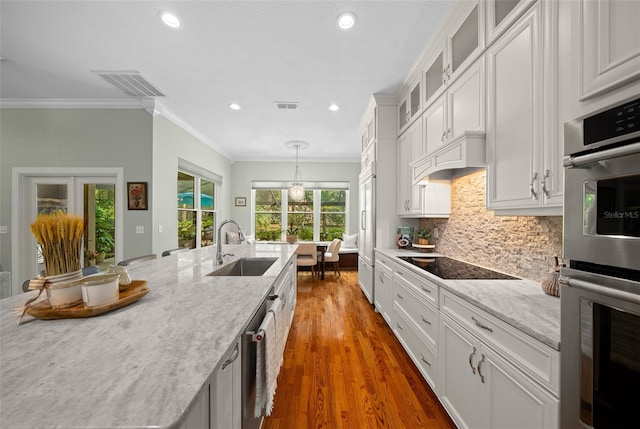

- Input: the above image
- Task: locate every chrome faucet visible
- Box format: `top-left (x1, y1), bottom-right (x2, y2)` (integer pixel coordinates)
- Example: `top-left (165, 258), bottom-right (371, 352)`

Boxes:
top-left (216, 219), bottom-right (245, 265)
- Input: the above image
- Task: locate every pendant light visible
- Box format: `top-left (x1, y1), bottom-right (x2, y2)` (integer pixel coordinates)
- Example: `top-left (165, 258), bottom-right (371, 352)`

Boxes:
top-left (285, 141), bottom-right (309, 202)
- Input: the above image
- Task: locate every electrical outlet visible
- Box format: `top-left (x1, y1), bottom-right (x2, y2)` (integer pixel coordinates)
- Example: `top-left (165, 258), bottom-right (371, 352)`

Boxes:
top-left (0, 226), bottom-right (7, 234)
top-left (158, 225), bottom-right (163, 233)
top-left (433, 228), bottom-right (439, 239)
top-left (136, 226), bottom-right (144, 234)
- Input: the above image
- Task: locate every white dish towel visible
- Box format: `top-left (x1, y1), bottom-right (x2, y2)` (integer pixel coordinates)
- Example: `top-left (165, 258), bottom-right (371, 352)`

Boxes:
top-left (254, 297), bottom-right (284, 417)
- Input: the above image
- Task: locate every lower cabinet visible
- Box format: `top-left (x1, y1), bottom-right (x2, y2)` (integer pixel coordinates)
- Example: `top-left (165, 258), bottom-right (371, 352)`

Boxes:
top-left (211, 339), bottom-right (242, 429)
top-left (374, 252), bottom-right (394, 325)
top-left (181, 337), bottom-right (242, 429)
top-left (439, 313), bottom-right (559, 429)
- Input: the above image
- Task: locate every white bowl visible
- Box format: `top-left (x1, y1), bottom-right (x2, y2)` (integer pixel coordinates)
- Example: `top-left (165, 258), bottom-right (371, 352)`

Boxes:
top-left (72, 274), bottom-right (121, 308)
top-left (45, 282), bottom-right (83, 309)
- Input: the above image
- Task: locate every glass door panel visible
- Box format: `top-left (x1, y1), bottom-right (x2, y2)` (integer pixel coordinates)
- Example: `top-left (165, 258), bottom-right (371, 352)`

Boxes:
top-left (81, 183), bottom-right (116, 271)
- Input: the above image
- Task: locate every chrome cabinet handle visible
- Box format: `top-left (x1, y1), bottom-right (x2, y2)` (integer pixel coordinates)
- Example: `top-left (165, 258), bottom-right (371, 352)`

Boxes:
top-left (420, 286), bottom-right (431, 294)
top-left (541, 169), bottom-right (551, 198)
top-left (396, 293), bottom-right (404, 300)
top-left (447, 128), bottom-right (451, 138)
top-left (421, 315), bottom-right (432, 325)
top-left (468, 346), bottom-right (477, 374)
top-left (222, 343), bottom-right (240, 370)
top-left (421, 354), bottom-right (432, 366)
top-left (396, 322), bottom-right (403, 330)
top-left (441, 131), bottom-right (446, 144)
top-left (361, 210), bottom-right (366, 230)
top-left (477, 354), bottom-right (486, 383)
top-left (472, 316), bottom-right (493, 333)
top-left (529, 172), bottom-right (538, 200)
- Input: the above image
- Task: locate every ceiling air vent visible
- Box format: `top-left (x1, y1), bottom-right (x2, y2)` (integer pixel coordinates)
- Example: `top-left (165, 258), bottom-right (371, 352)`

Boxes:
top-left (92, 70), bottom-right (165, 97)
top-left (275, 101), bottom-right (299, 110)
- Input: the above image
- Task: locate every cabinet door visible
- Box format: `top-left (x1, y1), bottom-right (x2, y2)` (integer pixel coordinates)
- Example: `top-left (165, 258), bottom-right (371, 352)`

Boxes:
top-left (438, 315), bottom-right (478, 429)
top-left (211, 341), bottom-right (242, 429)
top-left (446, 2), bottom-right (485, 83)
top-left (397, 127), bottom-right (422, 216)
top-left (423, 97), bottom-right (446, 155)
top-left (486, 3), bottom-right (542, 210)
top-left (486, 0), bottom-right (536, 43)
top-left (447, 57), bottom-right (484, 142)
top-left (424, 48), bottom-right (447, 110)
top-left (374, 266), bottom-right (393, 324)
top-left (477, 347), bottom-right (559, 429)
top-left (579, 0), bottom-right (640, 100)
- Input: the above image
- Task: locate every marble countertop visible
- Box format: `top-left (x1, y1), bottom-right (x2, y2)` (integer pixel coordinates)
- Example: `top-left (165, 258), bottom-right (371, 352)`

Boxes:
top-left (376, 248), bottom-right (561, 351)
top-left (0, 243), bottom-right (297, 429)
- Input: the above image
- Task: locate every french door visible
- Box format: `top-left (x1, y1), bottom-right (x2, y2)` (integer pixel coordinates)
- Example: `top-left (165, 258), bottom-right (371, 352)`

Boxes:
top-left (12, 168), bottom-right (124, 295)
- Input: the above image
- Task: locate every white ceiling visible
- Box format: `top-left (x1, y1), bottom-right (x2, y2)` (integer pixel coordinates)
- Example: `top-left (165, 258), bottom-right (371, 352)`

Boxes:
top-left (0, 0), bottom-right (453, 162)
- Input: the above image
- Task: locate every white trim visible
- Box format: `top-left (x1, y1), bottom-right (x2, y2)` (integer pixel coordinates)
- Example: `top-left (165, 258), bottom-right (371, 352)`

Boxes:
top-left (0, 99), bottom-right (155, 110)
top-left (11, 167), bottom-right (124, 295)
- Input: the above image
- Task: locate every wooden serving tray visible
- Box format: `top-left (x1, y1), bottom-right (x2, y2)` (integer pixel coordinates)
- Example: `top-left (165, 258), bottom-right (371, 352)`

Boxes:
top-left (26, 280), bottom-right (149, 320)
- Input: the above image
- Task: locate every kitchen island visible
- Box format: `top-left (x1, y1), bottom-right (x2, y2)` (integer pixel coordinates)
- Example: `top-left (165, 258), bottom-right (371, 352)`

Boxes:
top-left (0, 243), bottom-right (297, 429)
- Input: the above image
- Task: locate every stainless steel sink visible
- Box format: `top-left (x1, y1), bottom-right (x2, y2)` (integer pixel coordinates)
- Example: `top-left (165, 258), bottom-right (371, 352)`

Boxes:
top-left (207, 257), bottom-right (278, 277)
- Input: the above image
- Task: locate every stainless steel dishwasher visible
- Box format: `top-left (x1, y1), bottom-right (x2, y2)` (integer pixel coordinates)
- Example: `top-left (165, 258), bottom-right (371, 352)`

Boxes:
top-left (242, 295), bottom-right (269, 429)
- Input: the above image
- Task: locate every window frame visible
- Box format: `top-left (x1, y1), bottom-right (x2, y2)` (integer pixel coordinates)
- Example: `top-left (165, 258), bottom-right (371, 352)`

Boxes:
top-left (251, 187), bottom-right (349, 242)
top-left (177, 170), bottom-right (218, 249)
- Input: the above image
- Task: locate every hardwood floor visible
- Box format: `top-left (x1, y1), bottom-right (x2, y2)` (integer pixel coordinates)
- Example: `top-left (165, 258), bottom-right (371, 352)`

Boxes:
top-left (262, 271), bottom-right (456, 429)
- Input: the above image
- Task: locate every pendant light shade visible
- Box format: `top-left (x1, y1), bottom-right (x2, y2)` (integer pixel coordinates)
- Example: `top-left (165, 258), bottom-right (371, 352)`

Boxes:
top-left (285, 141), bottom-right (309, 202)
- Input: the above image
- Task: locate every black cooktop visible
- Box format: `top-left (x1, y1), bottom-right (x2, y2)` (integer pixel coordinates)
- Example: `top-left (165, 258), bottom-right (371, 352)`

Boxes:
top-left (398, 256), bottom-right (519, 280)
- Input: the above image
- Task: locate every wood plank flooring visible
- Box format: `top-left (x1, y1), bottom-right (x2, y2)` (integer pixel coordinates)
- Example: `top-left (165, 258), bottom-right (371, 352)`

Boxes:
top-left (262, 271), bottom-right (456, 429)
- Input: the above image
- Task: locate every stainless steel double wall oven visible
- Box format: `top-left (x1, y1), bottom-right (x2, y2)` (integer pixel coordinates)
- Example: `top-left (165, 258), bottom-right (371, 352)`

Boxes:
top-left (561, 98), bottom-right (640, 429)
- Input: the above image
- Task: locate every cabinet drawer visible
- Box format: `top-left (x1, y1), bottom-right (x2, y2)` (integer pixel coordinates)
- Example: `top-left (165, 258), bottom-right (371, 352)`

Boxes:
top-left (394, 264), bottom-right (438, 306)
top-left (394, 307), bottom-right (438, 392)
top-left (394, 279), bottom-right (439, 350)
top-left (440, 290), bottom-right (559, 394)
top-left (375, 253), bottom-right (394, 276)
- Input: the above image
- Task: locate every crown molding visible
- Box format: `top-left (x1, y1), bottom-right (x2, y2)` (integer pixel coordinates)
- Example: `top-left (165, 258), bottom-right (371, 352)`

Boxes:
top-left (0, 98), bottom-right (156, 110)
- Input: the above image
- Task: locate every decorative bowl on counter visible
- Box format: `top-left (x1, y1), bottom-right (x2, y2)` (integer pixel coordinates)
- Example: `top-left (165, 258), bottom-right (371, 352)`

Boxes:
top-left (69, 274), bottom-right (121, 308)
top-left (43, 270), bottom-right (84, 309)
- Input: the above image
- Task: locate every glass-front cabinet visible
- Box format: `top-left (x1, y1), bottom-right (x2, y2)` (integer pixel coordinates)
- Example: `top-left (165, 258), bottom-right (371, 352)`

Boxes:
top-left (398, 80), bottom-right (421, 133)
top-left (486, 0), bottom-right (536, 44)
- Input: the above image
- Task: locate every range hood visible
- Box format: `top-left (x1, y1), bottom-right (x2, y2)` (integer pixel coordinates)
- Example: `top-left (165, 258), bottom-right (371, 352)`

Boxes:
top-left (411, 131), bottom-right (486, 182)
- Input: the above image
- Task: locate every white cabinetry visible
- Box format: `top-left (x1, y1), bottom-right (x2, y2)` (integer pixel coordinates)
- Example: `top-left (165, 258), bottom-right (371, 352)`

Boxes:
top-left (438, 289), bottom-right (559, 429)
top-left (398, 80), bottom-right (422, 133)
top-left (397, 119), bottom-right (424, 215)
top-left (374, 252), bottom-right (394, 325)
top-left (392, 262), bottom-right (440, 391)
top-left (486, 0), bottom-right (536, 44)
top-left (423, 58), bottom-right (485, 155)
top-left (181, 338), bottom-right (242, 429)
top-left (439, 313), bottom-right (558, 429)
top-left (274, 258), bottom-right (296, 330)
top-left (486, 1), bottom-right (563, 214)
top-left (211, 339), bottom-right (242, 429)
top-left (577, 0), bottom-right (640, 101)
top-left (359, 95), bottom-right (399, 305)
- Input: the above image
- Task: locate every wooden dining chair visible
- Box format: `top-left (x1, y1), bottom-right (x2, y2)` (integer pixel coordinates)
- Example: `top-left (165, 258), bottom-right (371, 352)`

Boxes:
top-left (323, 239), bottom-right (342, 277)
top-left (295, 243), bottom-right (318, 278)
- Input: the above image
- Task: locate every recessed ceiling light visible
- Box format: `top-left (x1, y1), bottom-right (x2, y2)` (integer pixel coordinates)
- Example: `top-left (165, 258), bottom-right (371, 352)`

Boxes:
top-left (328, 103), bottom-right (340, 112)
top-left (336, 12), bottom-right (357, 31)
top-left (160, 11), bottom-right (181, 28)
top-left (229, 103), bottom-right (241, 110)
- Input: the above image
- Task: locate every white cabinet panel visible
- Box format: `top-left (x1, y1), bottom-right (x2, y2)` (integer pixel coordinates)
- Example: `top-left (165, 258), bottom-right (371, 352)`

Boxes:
top-left (579, 0), bottom-right (640, 100)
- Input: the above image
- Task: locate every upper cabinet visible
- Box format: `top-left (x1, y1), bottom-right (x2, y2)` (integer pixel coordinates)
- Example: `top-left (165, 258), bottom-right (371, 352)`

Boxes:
top-left (424, 1), bottom-right (486, 111)
top-left (398, 80), bottom-right (422, 134)
top-left (485, 0), bottom-right (563, 214)
top-left (577, 0), bottom-right (640, 101)
top-left (486, 0), bottom-right (537, 44)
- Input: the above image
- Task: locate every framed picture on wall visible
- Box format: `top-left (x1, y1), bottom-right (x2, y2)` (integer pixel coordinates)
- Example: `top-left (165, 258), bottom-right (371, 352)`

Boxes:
top-left (235, 197), bottom-right (247, 207)
top-left (127, 182), bottom-right (148, 210)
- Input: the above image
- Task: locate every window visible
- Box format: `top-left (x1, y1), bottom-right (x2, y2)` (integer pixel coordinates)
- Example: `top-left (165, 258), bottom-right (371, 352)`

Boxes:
top-left (319, 189), bottom-right (346, 241)
top-left (253, 185), bottom-right (348, 241)
top-left (177, 171), bottom-right (217, 249)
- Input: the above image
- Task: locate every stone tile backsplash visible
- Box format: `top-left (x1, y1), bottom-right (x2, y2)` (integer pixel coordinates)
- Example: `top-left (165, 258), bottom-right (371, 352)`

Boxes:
top-left (419, 170), bottom-right (563, 282)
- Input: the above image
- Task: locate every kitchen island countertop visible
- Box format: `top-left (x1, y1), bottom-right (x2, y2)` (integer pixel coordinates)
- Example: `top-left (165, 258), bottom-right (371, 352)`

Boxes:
top-left (376, 248), bottom-right (561, 351)
top-left (0, 243), bottom-right (297, 429)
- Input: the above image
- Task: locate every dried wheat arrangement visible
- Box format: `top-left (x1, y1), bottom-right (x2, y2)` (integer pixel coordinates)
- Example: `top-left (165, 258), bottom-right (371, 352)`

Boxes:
top-left (30, 212), bottom-right (84, 276)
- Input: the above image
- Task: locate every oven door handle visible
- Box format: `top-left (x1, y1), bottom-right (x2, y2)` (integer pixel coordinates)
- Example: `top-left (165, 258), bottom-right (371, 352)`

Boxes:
top-left (559, 275), bottom-right (640, 305)
top-left (563, 142), bottom-right (640, 168)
